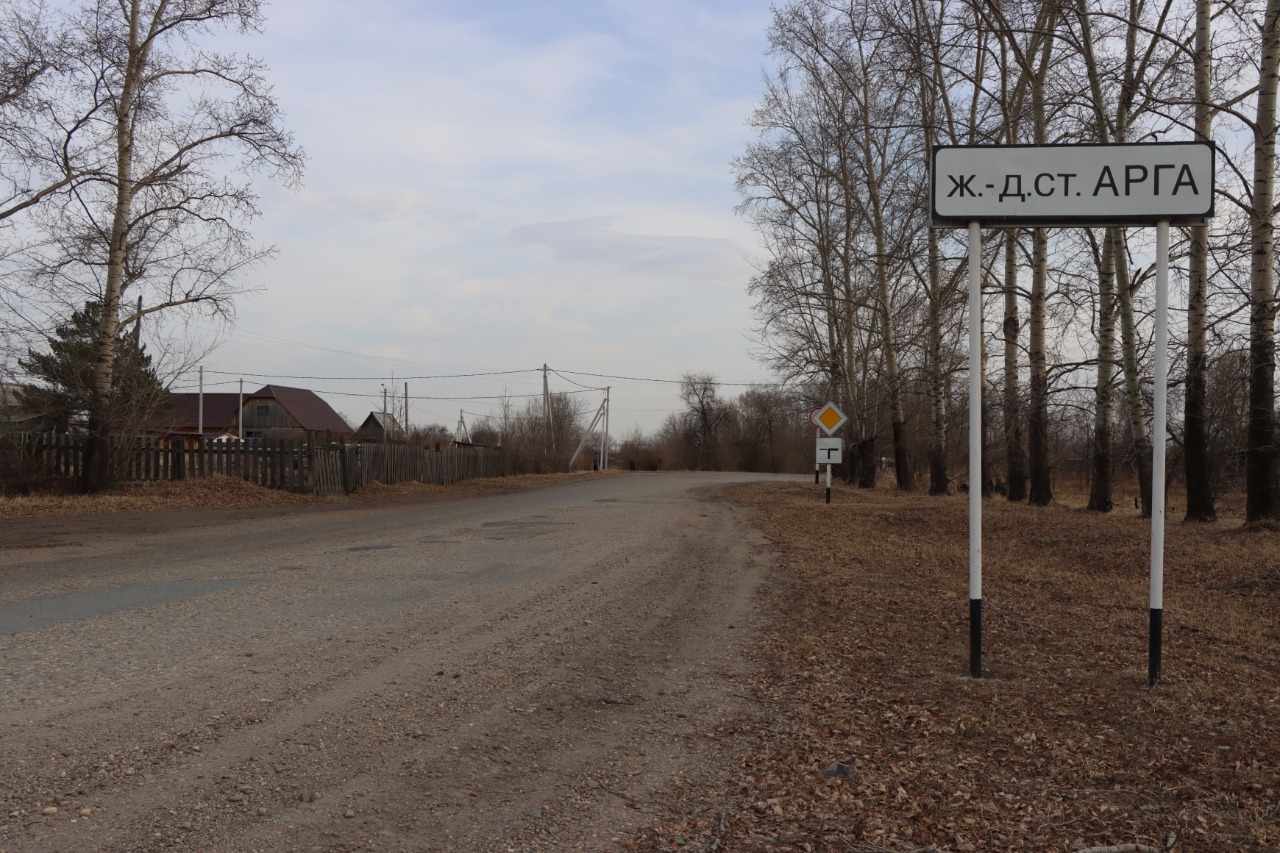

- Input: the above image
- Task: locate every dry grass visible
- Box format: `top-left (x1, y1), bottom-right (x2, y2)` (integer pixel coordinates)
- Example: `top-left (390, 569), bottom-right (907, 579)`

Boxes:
top-left (636, 481), bottom-right (1280, 853)
top-left (0, 471), bottom-right (615, 519)
top-left (0, 476), bottom-right (318, 518)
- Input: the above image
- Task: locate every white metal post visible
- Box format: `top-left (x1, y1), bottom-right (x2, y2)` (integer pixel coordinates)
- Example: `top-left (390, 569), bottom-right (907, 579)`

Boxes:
top-left (825, 463), bottom-right (832, 504)
top-left (968, 220), bottom-right (983, 678)
top-left (1149, 220), bottom-right (1170, 686)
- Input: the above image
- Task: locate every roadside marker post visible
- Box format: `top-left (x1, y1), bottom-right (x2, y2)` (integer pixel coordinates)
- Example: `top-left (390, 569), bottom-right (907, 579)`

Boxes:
top-left (932, 142), bottom-right (1215, 685)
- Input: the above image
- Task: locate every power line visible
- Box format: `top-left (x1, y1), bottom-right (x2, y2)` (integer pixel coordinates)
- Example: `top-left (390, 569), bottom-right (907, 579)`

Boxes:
top-left (168, 386), bottom-right (597, 402)
top-left (202, 368), bottom-right (539, 381)
top-left (549, 368), bottom-right (606, 391)
top-left (552, 368), bottom-right (775, 387)
top-left (202, 324), bottom-right (504, 375)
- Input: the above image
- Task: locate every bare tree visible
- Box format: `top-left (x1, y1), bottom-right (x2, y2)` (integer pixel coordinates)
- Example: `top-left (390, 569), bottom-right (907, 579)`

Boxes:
top-left (0, 0), bottom-right (82, 227)
top-left (1245, 0), bottom-right (1280, 521)
top-left (986, 0), bottom-right (1062, 507)
top-left (679, 372), bottom-right (731, 470)
top-left (17, 0), bottom-right (304, 491)
top-left (892, 0), bottom-right (991, 496)
top-left (1182, 0), bottom-right (1217, 520)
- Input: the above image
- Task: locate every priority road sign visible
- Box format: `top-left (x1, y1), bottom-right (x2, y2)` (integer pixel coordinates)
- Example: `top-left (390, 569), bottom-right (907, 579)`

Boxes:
top-left (813, 402), bottom-right (847, 436)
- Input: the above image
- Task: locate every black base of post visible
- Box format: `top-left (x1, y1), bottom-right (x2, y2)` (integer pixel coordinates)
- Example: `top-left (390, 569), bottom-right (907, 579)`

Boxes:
top-left (815, 468), bottom-right (820, 485)
top-left (825, 486), bottom-right (831, 504)
top-left (969, 598), bottom-right (983, 678)
top-left (1148, 607), bottom-right (1163, 687)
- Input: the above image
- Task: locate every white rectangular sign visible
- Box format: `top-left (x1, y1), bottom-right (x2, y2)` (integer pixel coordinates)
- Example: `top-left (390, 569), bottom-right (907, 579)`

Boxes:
top-left (932, 142), bottom-right (1215, 226)
top-left (816, 437), bottom-right (843, 465)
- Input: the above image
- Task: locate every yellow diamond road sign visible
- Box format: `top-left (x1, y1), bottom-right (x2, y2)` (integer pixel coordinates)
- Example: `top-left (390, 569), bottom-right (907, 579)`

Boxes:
top-left (814, 402), bottom-right (847, 436)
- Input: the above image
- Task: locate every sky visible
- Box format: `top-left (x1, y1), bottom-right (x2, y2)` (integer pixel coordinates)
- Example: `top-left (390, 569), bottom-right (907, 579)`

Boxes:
top-left (179, 0), bottom-right (782, 437)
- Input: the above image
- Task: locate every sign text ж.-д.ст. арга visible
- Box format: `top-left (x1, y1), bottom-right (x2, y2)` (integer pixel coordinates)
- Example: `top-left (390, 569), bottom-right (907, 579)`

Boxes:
top-left (932, 141), bottom-right (1215, 227)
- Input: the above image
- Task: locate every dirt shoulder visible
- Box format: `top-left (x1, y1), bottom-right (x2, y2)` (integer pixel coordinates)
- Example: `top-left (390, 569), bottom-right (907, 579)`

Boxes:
top-left (634, 481), bottom-right (1280, 853)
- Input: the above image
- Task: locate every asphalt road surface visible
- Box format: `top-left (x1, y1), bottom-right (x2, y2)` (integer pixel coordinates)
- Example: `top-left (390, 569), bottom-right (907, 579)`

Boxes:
top-left (0, 471), bottom-right (799, 852)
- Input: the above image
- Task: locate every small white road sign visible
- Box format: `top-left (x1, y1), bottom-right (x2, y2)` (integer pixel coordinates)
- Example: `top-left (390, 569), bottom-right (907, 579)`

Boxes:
top-left (816, 437), bottom-right (843, 464)
top-left (813, 402), bottom-right (847, 436)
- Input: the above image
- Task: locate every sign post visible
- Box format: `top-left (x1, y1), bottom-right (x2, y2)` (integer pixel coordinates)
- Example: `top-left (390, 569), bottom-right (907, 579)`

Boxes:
top-left (808, 407), bottom-right (823, 484)
top-left (932, 142), bottom-right (1214, 685)
top-left (812, 402), bottom-right (848, 505)
top-left (967, 220), bottom-right (983, 678)
top-left (1149, 220), bottom-right (1170, 685)
top-left (816, 438), bottom-right (843, 504)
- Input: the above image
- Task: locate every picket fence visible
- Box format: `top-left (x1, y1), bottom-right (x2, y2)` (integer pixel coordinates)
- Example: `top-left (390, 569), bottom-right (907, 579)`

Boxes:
top-left (0, 433), bottom-right (504, 495)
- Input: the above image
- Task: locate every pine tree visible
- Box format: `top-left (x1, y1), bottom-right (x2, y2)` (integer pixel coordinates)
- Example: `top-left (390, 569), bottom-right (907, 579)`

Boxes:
top-left (18, 301), bottom-right (169, 434)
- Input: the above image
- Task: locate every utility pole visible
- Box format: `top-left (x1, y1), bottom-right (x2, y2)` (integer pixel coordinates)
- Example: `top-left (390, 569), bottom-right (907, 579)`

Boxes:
top-left (381, 385), bottom-right (388, 446)
top-left (198, 366), bottom-right (204, 437)
top-left (598, 386), bottom-right (611, 471)
top-left (237, 378), bottom-right (243, 441)
top-left (404, 382), bottom-right (409, 441)
top-left (542, 363), bottom-right (552, 456)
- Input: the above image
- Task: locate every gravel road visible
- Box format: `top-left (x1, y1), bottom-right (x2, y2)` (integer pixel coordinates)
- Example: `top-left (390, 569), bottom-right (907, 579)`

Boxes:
top-left (0, 471), bottom-right (796, 852)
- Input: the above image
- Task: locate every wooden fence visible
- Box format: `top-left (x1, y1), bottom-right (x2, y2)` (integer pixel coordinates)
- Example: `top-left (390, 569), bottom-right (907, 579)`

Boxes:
top-left (0, 433), bottom-right (504, 495)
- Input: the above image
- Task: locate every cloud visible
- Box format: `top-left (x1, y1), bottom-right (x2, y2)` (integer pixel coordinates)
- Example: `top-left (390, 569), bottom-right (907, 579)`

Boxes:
top-left (502, 217), bottom-right (748, 287)
top-left (195, 0), bottom-right (780, 433)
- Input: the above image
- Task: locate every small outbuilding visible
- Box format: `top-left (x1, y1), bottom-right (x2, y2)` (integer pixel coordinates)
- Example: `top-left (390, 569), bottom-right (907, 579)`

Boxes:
top-left (354, 411), bottom-right (402, 443)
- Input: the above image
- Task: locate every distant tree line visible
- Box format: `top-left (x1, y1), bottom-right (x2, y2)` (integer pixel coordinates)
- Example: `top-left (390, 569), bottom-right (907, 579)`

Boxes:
top-left (610, 374), bottom-right (813, 475)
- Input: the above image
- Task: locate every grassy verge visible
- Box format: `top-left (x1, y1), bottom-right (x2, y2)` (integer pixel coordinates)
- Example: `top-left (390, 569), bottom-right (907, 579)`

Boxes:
top-left (637, 481), bottom-right (1279, 852)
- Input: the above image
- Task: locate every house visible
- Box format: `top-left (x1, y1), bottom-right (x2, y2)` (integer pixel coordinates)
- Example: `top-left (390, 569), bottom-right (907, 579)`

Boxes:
top-left (234, 385), bottom-right (352, 442)
top-left (0, 383), bottom-right (55, 433)
top-left (353, 411), bottom-right (401, 443)
top-left (144, 392), bottom-right (242, 440)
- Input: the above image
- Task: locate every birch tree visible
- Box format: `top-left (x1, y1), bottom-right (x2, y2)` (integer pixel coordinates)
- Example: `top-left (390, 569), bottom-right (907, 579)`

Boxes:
top-left (0, 0), bottom-right (76, 228)
top-left (772, 0), bottom-right (918, 490)
top-left (1244, 0), bottom-right (1280, 521)
top-left (21, 0), bottom-right (303, 491)
top-left (1182, 0), bottom-right (1216, 520)
top-left (978, 0), bottom-right (1064, 506)
top-left (1068, 0), bottom-right (1193, 516)
top-left (894, 0), bottom-right (990, 495)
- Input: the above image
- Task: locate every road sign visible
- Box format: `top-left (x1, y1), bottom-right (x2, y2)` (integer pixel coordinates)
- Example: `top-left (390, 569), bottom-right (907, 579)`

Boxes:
top-left (932, 142), bottom-right (1215, 685)
top-left (813, 402), bottom-right (847, 436)
top-left (932, 142), bottom-right (1215, 227)
top-left (807, 406), bottom-right (822, 428)
top-left (816, 437), bottom-right (843, 464)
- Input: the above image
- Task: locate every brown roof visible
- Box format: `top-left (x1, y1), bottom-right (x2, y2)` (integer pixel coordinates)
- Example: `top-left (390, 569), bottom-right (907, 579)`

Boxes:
top-left (248, 385), bottom-right (351, 435)
top-left (144, 393), bottom-right (241, 433)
